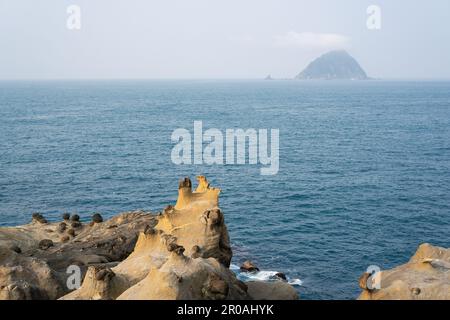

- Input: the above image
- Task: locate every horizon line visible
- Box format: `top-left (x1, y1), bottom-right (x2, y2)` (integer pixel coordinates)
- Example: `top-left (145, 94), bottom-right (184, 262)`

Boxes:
top-left (1, 77), bottom-right (450, 82)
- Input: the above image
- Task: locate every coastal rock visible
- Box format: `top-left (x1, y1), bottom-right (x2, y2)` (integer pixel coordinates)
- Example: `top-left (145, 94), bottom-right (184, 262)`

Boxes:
top-left (0, 211), bottom-right (154, 300)
top-left (38, 239), bottom-right (54, 250)
top-left (71, 221), bottom-right (82, 229)
top-left (91, 213), bottom-right (103, 224)
top-left (0, 176), bottom-right (297, 300)
top-left (57, 222), bottom-right (67, 233)
top-left (32, 213), bottom-right (47, 224)
top-left (0, 247), bottom-right (64, 299)
top-left (116, 256), bottom-right (247, 300)
top-left (62, 176), bottom-right (245, 300)
top-left (358, 243), bottom-right (450, 300)
top-left (9, 245), bottom-right (21, 254)
top-left (274, 272), bottom-right (287, 281)
top-left (240, 260), bottom-right (260, 272)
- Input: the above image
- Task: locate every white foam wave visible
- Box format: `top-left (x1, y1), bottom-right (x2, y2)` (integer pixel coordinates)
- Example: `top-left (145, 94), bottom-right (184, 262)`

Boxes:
top-left (230, 263), bottom-right (240, 271)
top-left (230, 265), bottom-right (302, 287)
top-left (288, 278), bottom-right (303, 286)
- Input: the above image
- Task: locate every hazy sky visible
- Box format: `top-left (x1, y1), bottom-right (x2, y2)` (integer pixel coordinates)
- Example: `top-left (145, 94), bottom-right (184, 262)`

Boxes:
top-left (1, 0), bottom-right (449, 79)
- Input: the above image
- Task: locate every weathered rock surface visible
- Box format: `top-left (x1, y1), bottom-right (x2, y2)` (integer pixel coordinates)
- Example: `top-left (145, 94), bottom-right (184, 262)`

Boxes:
top-left (61, 176), bottom-right (246, 300)
top-left (1, 176), bottom-right (296, 300)
top-left (358, 243), bottom-right (450, 300)
top-left (0, 210), bottom-right (155, 299)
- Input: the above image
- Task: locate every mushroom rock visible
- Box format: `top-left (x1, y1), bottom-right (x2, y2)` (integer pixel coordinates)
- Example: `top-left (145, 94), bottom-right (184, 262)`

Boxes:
top-left (60, 265), bottom-right (129, 300)
top-left (57, 222), bottom-right (67, 233)
top-left (32, 213), bottom-right (47, 224)
top-left (38, 239), bottom-right (54, 250)
top-left (70, 221), bottom-right (82, 229)
top-left (358, 243), bottom-right (450, 300)
top-left (91, 213), bottom-right (103, 224)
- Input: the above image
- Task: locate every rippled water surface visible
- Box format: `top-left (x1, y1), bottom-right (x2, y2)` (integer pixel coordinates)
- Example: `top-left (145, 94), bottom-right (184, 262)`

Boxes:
top-left (1, 80), bottom-right (449, 299)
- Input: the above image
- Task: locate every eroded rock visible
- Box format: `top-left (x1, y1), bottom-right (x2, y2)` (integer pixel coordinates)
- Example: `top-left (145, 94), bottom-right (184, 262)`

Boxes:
top-left (358, 243), bottom-right (450, 300)
top-left (57, 223), bottom-right (67, 233)
top-left (1, 176), bottom-right (297, 301)
top-left (0, 211), bottom-right (155, 300)
top-left (38, 239), bottom-right (54, 250)
top-left (32, 213), bottom-right (47, 224)
top-left (92, 213), bottom-right (103, 224)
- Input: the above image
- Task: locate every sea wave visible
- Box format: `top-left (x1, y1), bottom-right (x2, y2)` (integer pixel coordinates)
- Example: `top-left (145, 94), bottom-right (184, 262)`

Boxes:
top-left (230, 264), bottom-right (302, 286)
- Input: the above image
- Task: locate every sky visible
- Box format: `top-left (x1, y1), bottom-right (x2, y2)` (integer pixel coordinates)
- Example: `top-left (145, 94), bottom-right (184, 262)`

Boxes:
top-left (0, 0), bottom-right (449, 79)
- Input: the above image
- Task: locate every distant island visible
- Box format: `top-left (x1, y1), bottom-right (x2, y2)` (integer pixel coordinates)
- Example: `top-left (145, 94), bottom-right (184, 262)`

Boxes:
top-left (296, 50), bottom-right (369, 80)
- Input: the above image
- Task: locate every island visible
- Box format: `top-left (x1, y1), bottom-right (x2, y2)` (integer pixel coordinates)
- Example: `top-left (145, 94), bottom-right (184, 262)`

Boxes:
top-left (296, 50), bottom-right (369, 80)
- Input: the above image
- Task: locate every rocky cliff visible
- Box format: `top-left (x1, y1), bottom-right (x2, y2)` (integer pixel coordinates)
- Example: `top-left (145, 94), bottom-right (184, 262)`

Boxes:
top-left (0, 176), bottom-right (298, 300)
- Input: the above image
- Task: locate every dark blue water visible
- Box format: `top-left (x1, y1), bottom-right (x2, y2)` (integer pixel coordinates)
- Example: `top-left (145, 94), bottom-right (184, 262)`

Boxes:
top-left (1, 80), bottom-right (449, 299)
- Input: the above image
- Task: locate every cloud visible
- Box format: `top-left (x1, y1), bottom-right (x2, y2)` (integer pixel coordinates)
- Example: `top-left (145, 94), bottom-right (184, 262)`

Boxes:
top-left (273, 31), bottom-right (350, 49)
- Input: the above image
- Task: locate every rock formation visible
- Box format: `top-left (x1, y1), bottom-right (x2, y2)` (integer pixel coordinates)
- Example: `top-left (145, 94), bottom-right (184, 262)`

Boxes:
top-left (0, 176), bottom-right (297, 300)
top-left (0, 211), bottom-right (152, 299)
top-left (240, 260), bottom-right (260, 272)
top-left (358, 243), bottom-right (450, 300)
top-left (296, 50), bottom-right (369, 80)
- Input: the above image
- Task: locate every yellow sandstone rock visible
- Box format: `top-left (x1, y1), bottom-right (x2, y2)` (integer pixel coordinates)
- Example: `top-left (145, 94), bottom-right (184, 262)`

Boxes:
top-left (0, 176), bottom-right (296, 301)
top-left (358, 243), bottom-right (450, 300)
top-left (61, 176), bottom-right (240, 300)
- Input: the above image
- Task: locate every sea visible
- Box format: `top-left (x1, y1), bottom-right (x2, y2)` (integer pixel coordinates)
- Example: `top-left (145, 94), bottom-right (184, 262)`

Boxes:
top-left (0, 79), bottom-right (449, 299)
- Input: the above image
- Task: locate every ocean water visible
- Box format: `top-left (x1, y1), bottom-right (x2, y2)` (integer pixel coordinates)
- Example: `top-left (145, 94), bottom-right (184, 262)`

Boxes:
top-left (1, 80), bottom-right (449, 299)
